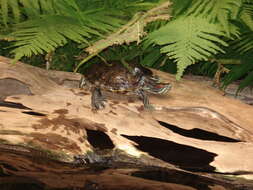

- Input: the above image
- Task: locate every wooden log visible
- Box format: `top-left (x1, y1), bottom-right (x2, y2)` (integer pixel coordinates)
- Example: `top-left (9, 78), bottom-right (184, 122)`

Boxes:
top-left (1, 56), bottom-right (253, 189)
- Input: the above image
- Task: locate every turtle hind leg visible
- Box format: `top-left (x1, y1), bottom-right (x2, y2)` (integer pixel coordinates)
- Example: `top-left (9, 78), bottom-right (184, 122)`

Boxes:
top-left (136, 89), bottom-right (154, 110)
top-left (91, 87), bottom-right (106, 110)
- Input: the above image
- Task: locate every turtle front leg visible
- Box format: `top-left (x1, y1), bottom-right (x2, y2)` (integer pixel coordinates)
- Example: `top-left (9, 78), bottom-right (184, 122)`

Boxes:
top-left (136, 89), bottom-right (154, 110)
top-left (91, 87), bottom-right (106, 110)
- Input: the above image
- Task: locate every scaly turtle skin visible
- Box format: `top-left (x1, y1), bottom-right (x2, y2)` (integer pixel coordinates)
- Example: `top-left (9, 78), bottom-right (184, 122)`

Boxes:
top-left (79, 62), bottom-right (171, 110)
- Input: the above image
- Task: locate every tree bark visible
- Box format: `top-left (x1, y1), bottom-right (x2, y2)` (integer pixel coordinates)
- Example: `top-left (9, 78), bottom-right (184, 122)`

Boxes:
top-left (1, 56), bottom-right (253, 189)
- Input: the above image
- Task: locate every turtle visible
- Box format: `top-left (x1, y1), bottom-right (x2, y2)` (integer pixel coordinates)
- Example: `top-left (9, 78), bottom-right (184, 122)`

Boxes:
top-left (79, 62), bottom-right (171, 110)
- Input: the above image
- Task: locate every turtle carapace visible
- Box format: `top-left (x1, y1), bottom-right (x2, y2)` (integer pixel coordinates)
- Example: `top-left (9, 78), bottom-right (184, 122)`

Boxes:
top-left (79, 62), bottom-right (171, 110)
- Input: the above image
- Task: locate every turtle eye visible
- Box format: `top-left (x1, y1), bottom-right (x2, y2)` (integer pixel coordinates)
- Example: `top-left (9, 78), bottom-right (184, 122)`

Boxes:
top-left (132, 67), bottom-right (142, 76)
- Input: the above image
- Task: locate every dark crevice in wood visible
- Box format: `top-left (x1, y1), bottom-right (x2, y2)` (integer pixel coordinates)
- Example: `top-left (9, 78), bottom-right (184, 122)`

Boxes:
top-left (0, 101), bottom-right (32, 110)
top-left (132, 169), bottom-right (216, 190)
top-left (157, 120), bottom-right (241, 142)
top-left (22, 111), bottom-right (46, 117)
top-left (122, 135), bottom-right (217, 172)
top-left (86, 129), bottom-right (115, 150)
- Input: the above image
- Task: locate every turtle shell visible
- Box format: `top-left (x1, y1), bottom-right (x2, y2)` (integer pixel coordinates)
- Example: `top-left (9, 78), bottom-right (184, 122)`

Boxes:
top-left (83, 62), bottom-right (151, 93)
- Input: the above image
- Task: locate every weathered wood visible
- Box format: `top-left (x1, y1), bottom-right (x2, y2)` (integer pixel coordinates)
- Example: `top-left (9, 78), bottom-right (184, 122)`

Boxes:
top-left (1, 146), bottom-right (252, 190)
top-left (1, 56), bottom-right (253, 189)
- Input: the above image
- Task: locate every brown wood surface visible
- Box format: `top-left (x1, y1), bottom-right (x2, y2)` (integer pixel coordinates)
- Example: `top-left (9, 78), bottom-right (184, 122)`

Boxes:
top-left (0, 56), bottom-right (253, 189)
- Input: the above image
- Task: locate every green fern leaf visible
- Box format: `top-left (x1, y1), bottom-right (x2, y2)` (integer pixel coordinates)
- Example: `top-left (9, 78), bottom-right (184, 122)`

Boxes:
top-left (39, 0), bottom-right (55, 14)
top-left (170, 0), bottom-right (192, 16)
top-left (8, 0), bottom-right (20, 23)
top-left (78, 9), bottom-right (123, 33)
top-left (240, 2), bottom-right (253, 30)
top-left (0, 0), bottom-right (55, 25)
top-left (16, 0), bottom-right (40, 17)
top-left (0, 0), bottom-right (8, 26)
top-left (187, 0), bottom-right (242, 35)
top-left (148, 16), bottom-right (229, 79)
top-left (233, 32), bottom-right (253, 53)
top-left (222, 58), bottom-right (253, 91)
top-left (10, 15), bottom-right (96, 60)
top-left (237, 70), bottom-right (253, 93)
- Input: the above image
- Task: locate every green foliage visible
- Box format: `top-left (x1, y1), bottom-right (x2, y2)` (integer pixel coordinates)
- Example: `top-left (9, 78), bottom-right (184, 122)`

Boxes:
top-left (186, 0), bottom-right (242, 34)
top-left (232, 31), bottom-right (253, 53)
top-left (21, 41), bottom-right (81, 71)
top-left (187, 61), bottom-right (218, 77)
top-left (10, 15), bottom-right (96, 61)
top-left (0, 0), bottom-right (155, 61)
top-left (145, 0), bottom-right (253, 87)
top-left (147, 16), bottom-right (234, 79)
top-left (240, 1), bottom-right (253, 30)
top-left (222, 52), bottom-right (253, 93)
top-left (1, 0), bottom-right (253, 92)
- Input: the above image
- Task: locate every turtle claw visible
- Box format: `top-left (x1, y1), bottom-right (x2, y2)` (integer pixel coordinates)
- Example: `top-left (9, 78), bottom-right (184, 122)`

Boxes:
top-left (93, 99), bottom-right (106, 110)
top-left (91, 87), bottom-right (107, 110)
top-left (136, 89), bottom-right (154, 110)
top-left (144, 103), bottom-right (155, 110)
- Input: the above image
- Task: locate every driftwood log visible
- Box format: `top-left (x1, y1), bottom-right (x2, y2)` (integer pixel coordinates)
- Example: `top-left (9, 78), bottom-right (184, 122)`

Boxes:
top-left (1, 56), bottom-right (253, 190)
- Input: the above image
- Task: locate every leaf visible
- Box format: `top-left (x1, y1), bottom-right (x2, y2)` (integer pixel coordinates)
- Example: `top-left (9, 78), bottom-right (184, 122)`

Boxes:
top-left (80, 9), bottom-right (124, 33)
top-left (170, 0), bottom-right (192, 16)
top-left (18, 0), bottom-right (41, 17)
top-left (232, 32), bottom-right (253, 53)
top-left (140, 47), bottom-right (162, 67)
top-left (8, 0), bottom-right (20, 23)
top-left (222, 59), bottom-right (253, 89)
top-left (186, 0), bottom-right (242, 35)
top-left (10, 15), bottom-right (94, 60)
top-left (240, 2), bottom-right (253, 31)
top-left (147, 16), bottom-right (229, 79)
top-left (237, 70), bottom-right (253, 93)
top-left (0, 0), bottom-right (8, 26)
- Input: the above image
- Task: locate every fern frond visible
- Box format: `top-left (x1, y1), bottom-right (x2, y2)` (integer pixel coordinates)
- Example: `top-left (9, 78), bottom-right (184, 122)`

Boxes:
top-left (240, 2), bottom-right (253, 30)
top-left (0, 0), bottom-right (90, 24)
top-left (39, 0), bottom-right (55, 14)
top-left (8, 0), bottom-right (20, 22)
top-left (170, 0), bottom-right (192, 16)
top-left (140, 46), bottom-right (164, 67)
top-left (77, 0), bottom-right (160, 34)
top-left (186, 0), bottom-right (242, 35)
top-left (0, 0), bottom-right (54, 24)
top-left (237, 70), bottom-right (253, 93)
top-left (232, 32), bottom-right (253, 53)
top-left (0, 0), bottom-right (21, 25)
top-left (0, 0), bottom-right (8, 26)
top-left (222, 58), bottom-right (253, 91)
top-left (187, 0), bottom-right (242, 19)
top-left (147, 16), bottom-right (229, 79)
top-left (2, 0), bottom-right (164, 63)
top-left (18, 0), bottom-right (41, 17)
top-left (10, 15), bottom-right (97, 60)
top-left (102, 0), bottom-right (157, 16)
top-left (80, 10), bottom-right (124, 34)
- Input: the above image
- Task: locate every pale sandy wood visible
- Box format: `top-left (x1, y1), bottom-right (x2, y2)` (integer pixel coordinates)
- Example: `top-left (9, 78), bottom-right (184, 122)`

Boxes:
top-left (1, 56), bottom-right (253, 189)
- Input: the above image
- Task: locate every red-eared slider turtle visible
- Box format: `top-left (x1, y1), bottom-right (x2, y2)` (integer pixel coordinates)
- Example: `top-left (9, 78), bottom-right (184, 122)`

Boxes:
top-left (79, 62), bottom-right (171, 110)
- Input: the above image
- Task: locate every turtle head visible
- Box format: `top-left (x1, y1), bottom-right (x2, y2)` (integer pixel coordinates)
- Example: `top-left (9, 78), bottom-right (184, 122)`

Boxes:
top-left (144, 82), bottom-right (172, 94)
top-left (132, 66), bottom-right (172, 94)
top-left (140, 75), bottom-right (172, 94)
